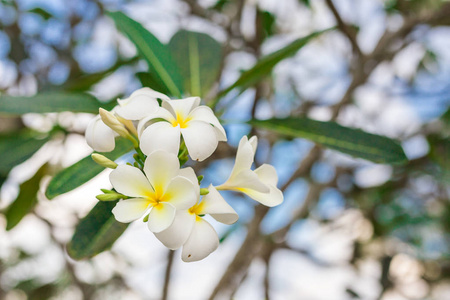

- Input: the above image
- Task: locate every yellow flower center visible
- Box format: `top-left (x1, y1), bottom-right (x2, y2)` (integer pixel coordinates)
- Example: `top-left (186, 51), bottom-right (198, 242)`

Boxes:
top-left (172, 112), bottom-right (191, 129)
top-left (189, 201), bottom-right (204, 215)
top-left (146, 184), bottom-right (171, 205)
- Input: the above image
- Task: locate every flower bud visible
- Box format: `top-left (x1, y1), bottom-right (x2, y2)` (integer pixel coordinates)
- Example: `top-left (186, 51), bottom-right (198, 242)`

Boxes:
top-left (96, 193), bottom-right (123, 201)
top-left (200, 188), bottom-right (210, 195)
top-left (99, 108), bottom-right (129, 138)
top-left (91, 153), bottom-right (118, 169)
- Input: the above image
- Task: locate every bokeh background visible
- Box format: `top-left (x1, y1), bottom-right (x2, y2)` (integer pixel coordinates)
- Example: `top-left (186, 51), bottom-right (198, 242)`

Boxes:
top-left (0, 0), bottom-right (449, 299)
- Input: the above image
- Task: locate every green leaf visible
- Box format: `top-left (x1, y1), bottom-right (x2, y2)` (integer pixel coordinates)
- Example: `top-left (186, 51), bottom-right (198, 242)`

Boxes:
top-left (168, 30), bottom-right (223, 97)
top-left (250, 117), bottom-right (408, 164)
top-left (0, 131), bottom-right (49, 176)
top-left (67, 200), bottom-right (128, 260)
top-left (4, 164), bottom-right (47, 231)
top-left (64, 56), bottom-right (139, 92)
top-left (136, 72), bottom-right (171, 95)
top-left (28, 7), bottom-right (52, 20)
top-left (108, 11), bottom-right (183, 97)
top-left (260, 10), bottom-right (276, 39)
top-left (212, 28), bottom-right (333, 106)
top-left (0, 92), bottom-right (103, 115)
top-left (45, 139), bottom-right (133, 199)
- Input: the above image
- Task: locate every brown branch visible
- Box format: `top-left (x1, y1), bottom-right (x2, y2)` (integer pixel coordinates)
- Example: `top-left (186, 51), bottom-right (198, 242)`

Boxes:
top-left (162, 250), bottom-right (175, 300)
top-left (324, 0), bottom-right (362, 57)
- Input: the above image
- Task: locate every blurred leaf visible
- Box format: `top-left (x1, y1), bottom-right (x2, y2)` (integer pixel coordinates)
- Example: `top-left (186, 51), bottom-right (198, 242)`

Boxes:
top-left (260, 10), bottom-right (276, 39)
top-left (0, 92), bottom-right (102, 115)
top-left (64, 56), bottom-right (139, 92)
top-left (45, 139), bottom-right (133, 200)
top-left (0, 131), bottom-right (49, 175)
top-left (168, 30), bottom-right (223, 97)
top-left (136, 72), bottom-right (171, 95)
top-left (428, 134), bottom-right (450, 183)
top-left (67, 200), bottom-right (128, 260)
top-left (212, 28), bottom-right (332, 106)
top-left (4, 164), bottom-right (47, 230)
top-left (298, 0), bottom-right (311, 7)
top-left (108, 11), bottom-right (183, 97)
top-left (212, 0), bottom-right (231, 11)
top-left (28, 8), bottom-right (52, 20)
top-left (250, 117), bottom-right (408, 164)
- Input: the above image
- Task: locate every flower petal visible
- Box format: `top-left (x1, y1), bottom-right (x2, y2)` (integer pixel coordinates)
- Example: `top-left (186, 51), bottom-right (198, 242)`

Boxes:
top-left (249, 136), bottom-right (258, 154)
top-left (115, 94), bottom-right (159, 120)
top-left (181, 121), bottom-right (218, 161)
top-left (178, 167), bottom-right (198, 186)
top-left (220, 169), bottom-right (269, 194)
top-left (137, 107), bottom-right (177, 137)
top-left (147, 202), bottom-right (176, 233)
top-left (164, 176), bottom-right (198, 209)
top-left (121, 87), bottom-right (170, 103)
top-left (85, 116), bottom-right (116, 152)
top-left (199, 185), bottom-right (238, 225)
top-left (239, 184), bottom-right (283, 207)
top-left (254, 164), bottom-right (278, 186)
top-left (140, 122), bottom-right (181, 156)
top-left (163, 97), bottom-right (200, 119)
top-left (179, 167), bottom-right (200, 199)
top-left (110, 165), bottom-right (153, 198)
top-left (112, 198), bottom-right (151, 223)
top-left (182, 217), bottom-right (219, 262)
top-left (154, 210), bottom-right (195, 250)
top-left (189, 106), bottom-right (227, 141)
top-left (229, 135), bottom-right (255, 178)
top-left (143, 150), bottom-right (180, 193)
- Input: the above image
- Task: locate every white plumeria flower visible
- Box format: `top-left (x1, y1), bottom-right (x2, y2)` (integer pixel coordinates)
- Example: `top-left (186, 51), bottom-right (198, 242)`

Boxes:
top-left (85, 114), bottom-right (118, 152)
top-left (115, 87), bottom-right (169, 120)
top-left (138, 97), bottom-right (227, 162)
top-left (110, 151), bottom-right (197, 233)
top-left (216, 136), bottom-right (283, 207)
top-left (85, 88), bottom-right (168, 152)
top-left (155, 171), bottom-right (238, 262)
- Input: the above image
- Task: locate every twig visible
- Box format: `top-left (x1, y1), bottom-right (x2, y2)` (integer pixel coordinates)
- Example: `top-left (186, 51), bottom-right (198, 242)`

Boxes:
top-left (324, 0), bottom-right (362, 57)
top-left (162, 250), bottom-right (175, 300)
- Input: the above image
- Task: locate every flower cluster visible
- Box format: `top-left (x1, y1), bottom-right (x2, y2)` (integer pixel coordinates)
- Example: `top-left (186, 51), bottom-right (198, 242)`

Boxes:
top-left (87, 88), bottom-right (283, 262)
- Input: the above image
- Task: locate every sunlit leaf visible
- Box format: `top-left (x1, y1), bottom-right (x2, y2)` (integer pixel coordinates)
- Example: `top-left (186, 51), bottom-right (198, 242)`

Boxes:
top-left (211, 28), bottom-right (333, 106)
top-left (4, 164), bottom-right (47, 231)
top-left (67, 200), bottom-right (128, 260)
top-left (45, 139), bottom-right (133, 199)
top-left (0, 131), bottom-right (49, 175)
top-left (108, 11), bottom-right (183, 97)
top-left (250, 117), bottom-right (408, 164)
top-left (0, 92), bottom-right (102, 115)
top-left (168, 30), bottom-right (223, 97)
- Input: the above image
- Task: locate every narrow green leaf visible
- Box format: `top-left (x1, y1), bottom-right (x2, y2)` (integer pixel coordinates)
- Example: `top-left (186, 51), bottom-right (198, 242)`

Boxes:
top-left (4, 164), bottom-right (47, 231)
top-left (250, 117), bottom-right (408, 164)
top-left (212, 28), bottom-right (333, 106)
top-left (168, 30), bottom-right (223, 97)
top-left (0, 131), bottom-right (49, 175)
top-left (0, 92), bottom-right (103, 115)
top-left (45, 139), bottom-right (133, 199)
top-left (108, 11), bottom-right (183, 97)
top-left (64, 56), bottom-right (139, 92)
top-left (67, 200), bottom-right (128, 260)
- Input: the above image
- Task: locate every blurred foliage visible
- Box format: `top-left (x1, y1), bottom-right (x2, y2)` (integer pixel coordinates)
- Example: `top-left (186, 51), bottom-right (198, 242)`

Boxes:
top-left (0, 0), bottom-right (449, 299)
